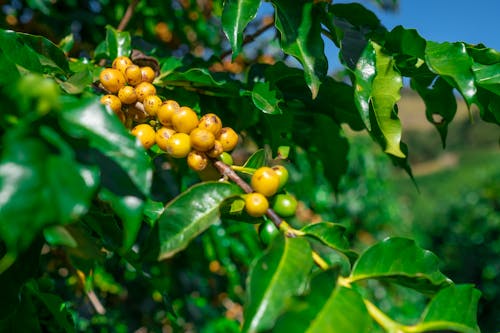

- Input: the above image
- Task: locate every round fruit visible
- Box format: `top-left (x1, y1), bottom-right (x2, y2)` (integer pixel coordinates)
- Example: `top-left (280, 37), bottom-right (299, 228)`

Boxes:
top-left (156, 127), bottom-right (176, 151)
top-left (157, 100), bottom-right (180, 126)
top-left (166, 132), bottom-right (191, 158)
top-left (171, 106), bottom-right (199, 134)
top-left (251, 167), bottom-right (280, 197)
top-left (118, 86), bottom-right (137, 104)
top-left (258, 220), bottom-right (279, 245)
top-left (135, 82), bottom-right (156, 102)
top-left (143, 95), bottom-right (162, 116)
top-left (131, 123), bottom-right (156, 149)
top-left (112, 56), bottom-right (133, 74)
top-left (187, 150), bottom-right (208, 171)
top-left (244, 192), bottom-right (269, 217)
top-left (99, 68), bottom-right (126, 93)
top-left (272, 193), bottom-right (298, 217)
top-left (190, 128), bottom-right (215, 152)
top-left (206, 140), bottom-right (224, 158)
top-left (198, 113), bottom-right (222, 136)
top-left (219, 152), bottom-right (233, 165)
top-left (272, 165), bottom-right (289, 190)
top-left (217, 127), bottom-right (239, 152)
top-left (124, 64), bottom-right (142, 86)
top-left (141, 66), bottom-right (156, 83)
top-left (100, 94), bottom-right (122, 113)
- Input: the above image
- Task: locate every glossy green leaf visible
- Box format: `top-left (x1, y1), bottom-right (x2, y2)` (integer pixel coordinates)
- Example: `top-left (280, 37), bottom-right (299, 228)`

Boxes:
top-left (272, 0), bottom-right (327, 98)
top-left (425, 41), bottom-right (477, 106)
top-left (472, 62), bottom-right (500, 95)
top-left (242, 236), bottom-right (313, 333)
top-left (301, 222), bottom-right (357, 261)
top-left (59, 68), bottom-right (93, 94)
top-left (59, 97), bottom-right (152, 195)
top-left (371, 42), bottom-right (405, 158)
top-left (385, 25), bottom-right (426, 59)
top-left (157, 182), bottom-right (242, 260)
top-left (221, 0), bottom-right (261, 58)
top-left (242, 149), bottom-right (267, 169)
top-left (353, 42), bottom-right (376, 129)
top-left (274, 270), bottom-right (372, 333)
top-left (251, 81), bottom-right (283, 114)
top-left (350, 237), bottom-right (452, 294)
top-left (105, 25), bottom-right (131, 60)
top-left (43, 225), bottom-right (78, 248)
top-left (416, 284), bottom-right (481, 333)
top-left (160, 68), bottom-right (239, 96)
top-left (0, 29), bottom-right (69, 74)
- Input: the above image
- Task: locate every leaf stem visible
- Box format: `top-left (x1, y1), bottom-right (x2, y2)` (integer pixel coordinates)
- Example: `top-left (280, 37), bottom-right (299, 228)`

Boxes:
top-left (311, 251), bottom-right (329, 270)
top-left (117, 0), bottom-right (140, 31)
top-left (363, 299), bottom-right (404, 333)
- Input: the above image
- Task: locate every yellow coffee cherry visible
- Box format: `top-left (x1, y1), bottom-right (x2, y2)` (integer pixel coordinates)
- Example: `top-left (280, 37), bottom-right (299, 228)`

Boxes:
top-left (166, 132), bottom-right (191, 158)
top-left (217, 127), bottom-right (239, 152)
top-left (141, 66), bottom-right (156, 83)
top-left (157, 100), bottom-right (180, 126)
top-left (251, 167), bottom-right (280, 197)
top-left (244, 192), bottom-right (269, 217)
top-left (112, 56), bottom-right (133, 74)
top-left (187, 150), bottom-right (208, 171)
top-left (143, 95), bottom-right (162, 116)
top-left (118, 86), bottom-right (137, 104)
top-left (206, 140), bottom-right (224, 158)
top-left (124, 64), bottom-right (143, 86)
top-left (99, 68), bottom-right (126, 93)
top-left (271, 165), bottom-right (289, 190)
top-left (156, 127), bottom-right (176, 152)
top-left (131, 123), bottom-right (156, 149)
top-left (100, 94), bottom-right (122, 113)
top-left (190, 128), bottom-right (215, 152)
top-left (198, 113), bottom-right (222, 136)
top-left (171, 106), bottom-right (199, 134)
top-left (135, 82), bottom-right (156, 102)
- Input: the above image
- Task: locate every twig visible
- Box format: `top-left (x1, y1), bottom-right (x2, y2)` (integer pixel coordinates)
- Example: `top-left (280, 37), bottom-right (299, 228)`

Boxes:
top-left (117, 0), bottom-right (141, 31)
top-left (76, 269), bottom-right (107, 315)
top-left (220, 17), bottom-right (276, 60)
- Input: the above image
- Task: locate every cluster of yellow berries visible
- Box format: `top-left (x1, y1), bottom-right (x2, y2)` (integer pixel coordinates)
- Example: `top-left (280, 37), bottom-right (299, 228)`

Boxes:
top-left (98, 56), bottom-right (239, 172)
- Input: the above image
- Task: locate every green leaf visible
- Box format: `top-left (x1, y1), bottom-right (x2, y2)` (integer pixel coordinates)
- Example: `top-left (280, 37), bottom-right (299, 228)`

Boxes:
top-left (105, 25), bottom-right (131, 60)
top-left (415, 284), bottom-right (481, 333)
top-left (251, 81), bottom-right (283, 115)
top-left (160, 67), bottom-right (239, 96)
top-left (59, 67), bottom-right (93, 94)
top-left (59, 97), bottom-right (152, 195)
top-left (0, 49), bottom-right (20, 85)
top-left (242, 236), bottom-right (313, 333)
top-left (274, 270), bottom-right (372, 333)
top-left (242, 149), bottom-right (267, 169)
top-left (425, 41), bottom-right (477, 107)
top-left (221, 0), bottom-right (261, 58)
top-left (301, 222), bottom-right (357, 261)
top-left (472, 62), bottom-right (500, 95)
top-left (43, 225), bottom-right (78, 248)
top-left (0, 29), bottom-right (69, 74)
top-left (156, 182), bottom-right (242, 260)
top-left (371, 42), bottom-right (405, 158)
top-left (272, 0), bottom-right (327, 98)
top-left (385, 25), bottom-right (426, 59)
top-left (350, 237), bottom-right (452, 294)
top-left (353, 42), bottom-right (376, 130)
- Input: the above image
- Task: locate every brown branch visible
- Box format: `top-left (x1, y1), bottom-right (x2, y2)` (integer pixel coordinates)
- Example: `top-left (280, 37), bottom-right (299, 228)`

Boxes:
top-left (117, 0), bottom-right (141, 31)
top-left (220, 17), bottom-right (276, 60)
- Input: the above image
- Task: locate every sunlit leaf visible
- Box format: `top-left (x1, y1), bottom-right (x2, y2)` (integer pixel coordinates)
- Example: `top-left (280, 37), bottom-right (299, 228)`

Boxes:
top-left (105, 25), bottom-right (131, 60)
top-left (353, 42), bottom-right (376, 129)
top-left (301, 222), bottom-right (357, 261)
top-left (222, 0), bottom-right (261, 58)
top-left (251, 81), bottom-right (283, 114)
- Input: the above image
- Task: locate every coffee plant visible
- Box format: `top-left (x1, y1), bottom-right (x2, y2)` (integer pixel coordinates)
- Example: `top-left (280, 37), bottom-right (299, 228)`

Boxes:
top-left (0, 1), bottom-right (499, 332)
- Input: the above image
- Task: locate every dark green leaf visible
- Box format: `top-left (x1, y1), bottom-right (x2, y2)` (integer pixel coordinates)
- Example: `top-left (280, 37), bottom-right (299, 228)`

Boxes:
top-left (156, 182), bottom-right (242, 260)
top-left (242, 149), bottom-right (267, 169)
top-left (222, 0), bottom-right (261, 58)
top-left (301, 222), bottom-right (357, 261)
top-left (425, 41), bottom-right (477, 106)
top-left (160, 68), bottom-right (239, 96)
top-left (43, 225), bottom-right (78, 248)
top-left (385, 25), bottom-right (426, 59)
top-left (353, 42), bottom-right (376, 129)
top-left (105, 25), bottom-right (131, 60)
top-left (272, 1), bottom-right (327, 98)
top-left (251, 82), bottom-right (283, 114)
top-left (242, 236), bottom-right (312, 333)
top-left (350, 237), bottom-right (452, 294)
top-left (0, 49), bottom-right (20, 85)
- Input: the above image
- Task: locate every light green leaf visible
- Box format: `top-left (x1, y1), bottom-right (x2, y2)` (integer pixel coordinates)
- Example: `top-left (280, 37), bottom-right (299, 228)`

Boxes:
top-left (251, 81), bottom-right (283, 114)
top-left (222, 0), bottom-right (261, 58)
top-left (243, 236), bottom-right (313, 333)
top-left (350, 237), bottom-right (452, 294)
top-left (301, 222), bottom-right (357, 262)
top-left (472, 62), bottom-right (500, 95)
top-left (157, 182), bottom-right (243, 260)
top-left (243, 149), bottom-right (267, 169)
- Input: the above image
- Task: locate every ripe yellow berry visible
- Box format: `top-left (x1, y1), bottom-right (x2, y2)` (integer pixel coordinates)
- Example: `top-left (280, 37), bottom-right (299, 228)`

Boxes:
top-left (198, 113), bottom-right (222, 136)
top-left (157, 100), bottom-right (180, 126)
top-left (217, 127), bottom-right (239, 152)
top-left (251, 167), bottom-right (280, 197)
top-left (99, 68), bottom-right (126, 93)
top-left (206, 140), bottom-right (224, 158)
top-left (166, 132), bottom-right (191, 158)
top-left (143, 95), bottom-right (162, 116)
top-left (100, 94), bottom-right (122, 113)
top-left (187, 150), bottom-right (208, 171)
top-left (124, 64), bottom-right (143, 86)
top-left (141, 66), bottom-right (156, 83)
top-left (135, 82), bottom-right (156, 102)
top-left (156, 127), bottom-right (176, 151)
top-left (171, 106), bottom-right (199, 134)
top-left (118, 86), bottom-right (137, 104)
top-left (112, 56), bottom-right (133, 74)
top-left (131, 123), bottom-right (156, 149)
top-left (190, 128), bottom-right (215, 152)
top-left (244, 193), bottom-right (269, 217)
